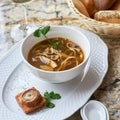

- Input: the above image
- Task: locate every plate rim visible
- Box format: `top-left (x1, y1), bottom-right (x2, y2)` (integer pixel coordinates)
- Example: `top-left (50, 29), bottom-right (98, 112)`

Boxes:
top-left (0, 27), bottom-right (108, 120)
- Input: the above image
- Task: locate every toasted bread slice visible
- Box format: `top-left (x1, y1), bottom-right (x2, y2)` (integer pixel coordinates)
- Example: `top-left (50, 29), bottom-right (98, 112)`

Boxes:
top-left (15, 87), bottom-right (46, 114)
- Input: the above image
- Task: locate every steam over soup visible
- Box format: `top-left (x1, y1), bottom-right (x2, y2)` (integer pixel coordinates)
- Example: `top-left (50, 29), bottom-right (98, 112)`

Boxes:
top-left (28, 37), bottom-right (84, 71)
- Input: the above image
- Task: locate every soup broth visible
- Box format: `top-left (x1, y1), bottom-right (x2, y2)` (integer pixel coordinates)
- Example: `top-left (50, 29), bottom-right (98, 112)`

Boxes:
top-left (28, 37), bottom-right (84, 71)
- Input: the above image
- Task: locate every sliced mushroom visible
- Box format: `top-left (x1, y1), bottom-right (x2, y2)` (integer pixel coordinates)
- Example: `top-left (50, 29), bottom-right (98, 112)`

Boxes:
top-left (44, 47), bottom-right (53, 54)
top-left (39, 56), bottom-right (57, 68)
top-left (44, 47), bottom-right (58, 55)
top-left (21, 88), bottom-right (42, 107)
top-left (43, 47), bottom-right (61, 60)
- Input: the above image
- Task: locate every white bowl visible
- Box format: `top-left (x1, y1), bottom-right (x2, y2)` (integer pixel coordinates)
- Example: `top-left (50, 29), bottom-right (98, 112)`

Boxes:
top-left (21, 25), bottom-right (90, 83)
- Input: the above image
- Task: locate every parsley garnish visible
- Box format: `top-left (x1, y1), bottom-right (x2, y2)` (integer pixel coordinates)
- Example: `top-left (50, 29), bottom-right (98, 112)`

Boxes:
top-left (34, 26), bottom-right (50, 38)
top-left (44, 91), bottom-right (61, 108)
top-left (33, 26), bottom-right (61, 49)
top-left (50, 41), bottom-right (61, 49)
top-left (45, 101), bottom-right (55, 108)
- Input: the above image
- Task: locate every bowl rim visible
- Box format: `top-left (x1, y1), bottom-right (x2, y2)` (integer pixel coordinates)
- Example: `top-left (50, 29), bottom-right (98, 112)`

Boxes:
top-left (21, 25), bottom-right (90, 74)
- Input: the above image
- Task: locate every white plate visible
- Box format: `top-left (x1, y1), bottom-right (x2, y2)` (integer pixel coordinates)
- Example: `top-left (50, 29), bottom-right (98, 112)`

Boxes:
top-left (0, 28), bottom-right (108, 120)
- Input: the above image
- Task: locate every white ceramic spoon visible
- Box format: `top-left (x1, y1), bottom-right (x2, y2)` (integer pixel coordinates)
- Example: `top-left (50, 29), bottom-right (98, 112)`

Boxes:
top-left (80, 100), bottom-right (109, 120)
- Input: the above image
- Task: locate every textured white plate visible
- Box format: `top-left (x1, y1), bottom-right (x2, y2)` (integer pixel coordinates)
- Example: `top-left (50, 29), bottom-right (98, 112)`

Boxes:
top-left (0, 28), bottom-right (108, 120)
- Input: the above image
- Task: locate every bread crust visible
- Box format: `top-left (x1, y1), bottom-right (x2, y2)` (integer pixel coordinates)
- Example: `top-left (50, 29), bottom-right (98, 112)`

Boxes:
top-left (94, 0), bottom-right (117, 10)
top-left (80, 0), bottom-right (97, 17)
top-left (111, 0), bottom-right (120, 11)
top-left (94, 10), bottom-right (120, 24)
top-left (72, 0), bottom-right (90, 17)
top-left (15, 87), bottom-right (46, 114)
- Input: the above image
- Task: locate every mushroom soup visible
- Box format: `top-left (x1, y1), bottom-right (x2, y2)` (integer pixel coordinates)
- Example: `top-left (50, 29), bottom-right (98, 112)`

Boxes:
top-left (28, 37), bottom-right (84, 71)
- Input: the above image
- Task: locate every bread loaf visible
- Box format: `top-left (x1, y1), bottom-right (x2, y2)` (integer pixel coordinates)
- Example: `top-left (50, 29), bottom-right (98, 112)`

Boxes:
top-left (94, 0), bottom-right (117, 10)
top-left (72, 0), bottom-right (90, 17)
top-left (94, 10), bottom-right (120, 24)
top-left (80, 0), bottom-right (97, 17)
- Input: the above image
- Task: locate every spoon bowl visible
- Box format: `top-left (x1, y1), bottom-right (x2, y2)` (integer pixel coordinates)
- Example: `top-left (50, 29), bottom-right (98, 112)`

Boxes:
top-left (80, 100), bottom-right (109, 120)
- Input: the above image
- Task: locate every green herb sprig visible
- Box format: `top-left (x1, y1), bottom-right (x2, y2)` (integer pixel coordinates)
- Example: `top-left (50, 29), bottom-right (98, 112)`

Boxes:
top-left (44, 91), bottom-right (61, 108)
top-left (33, 26), bottom-right (61, 49)
top-left (50, 41), bottom-right (61, 49)
top-left (34, 26), bottom-right (50, 38)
